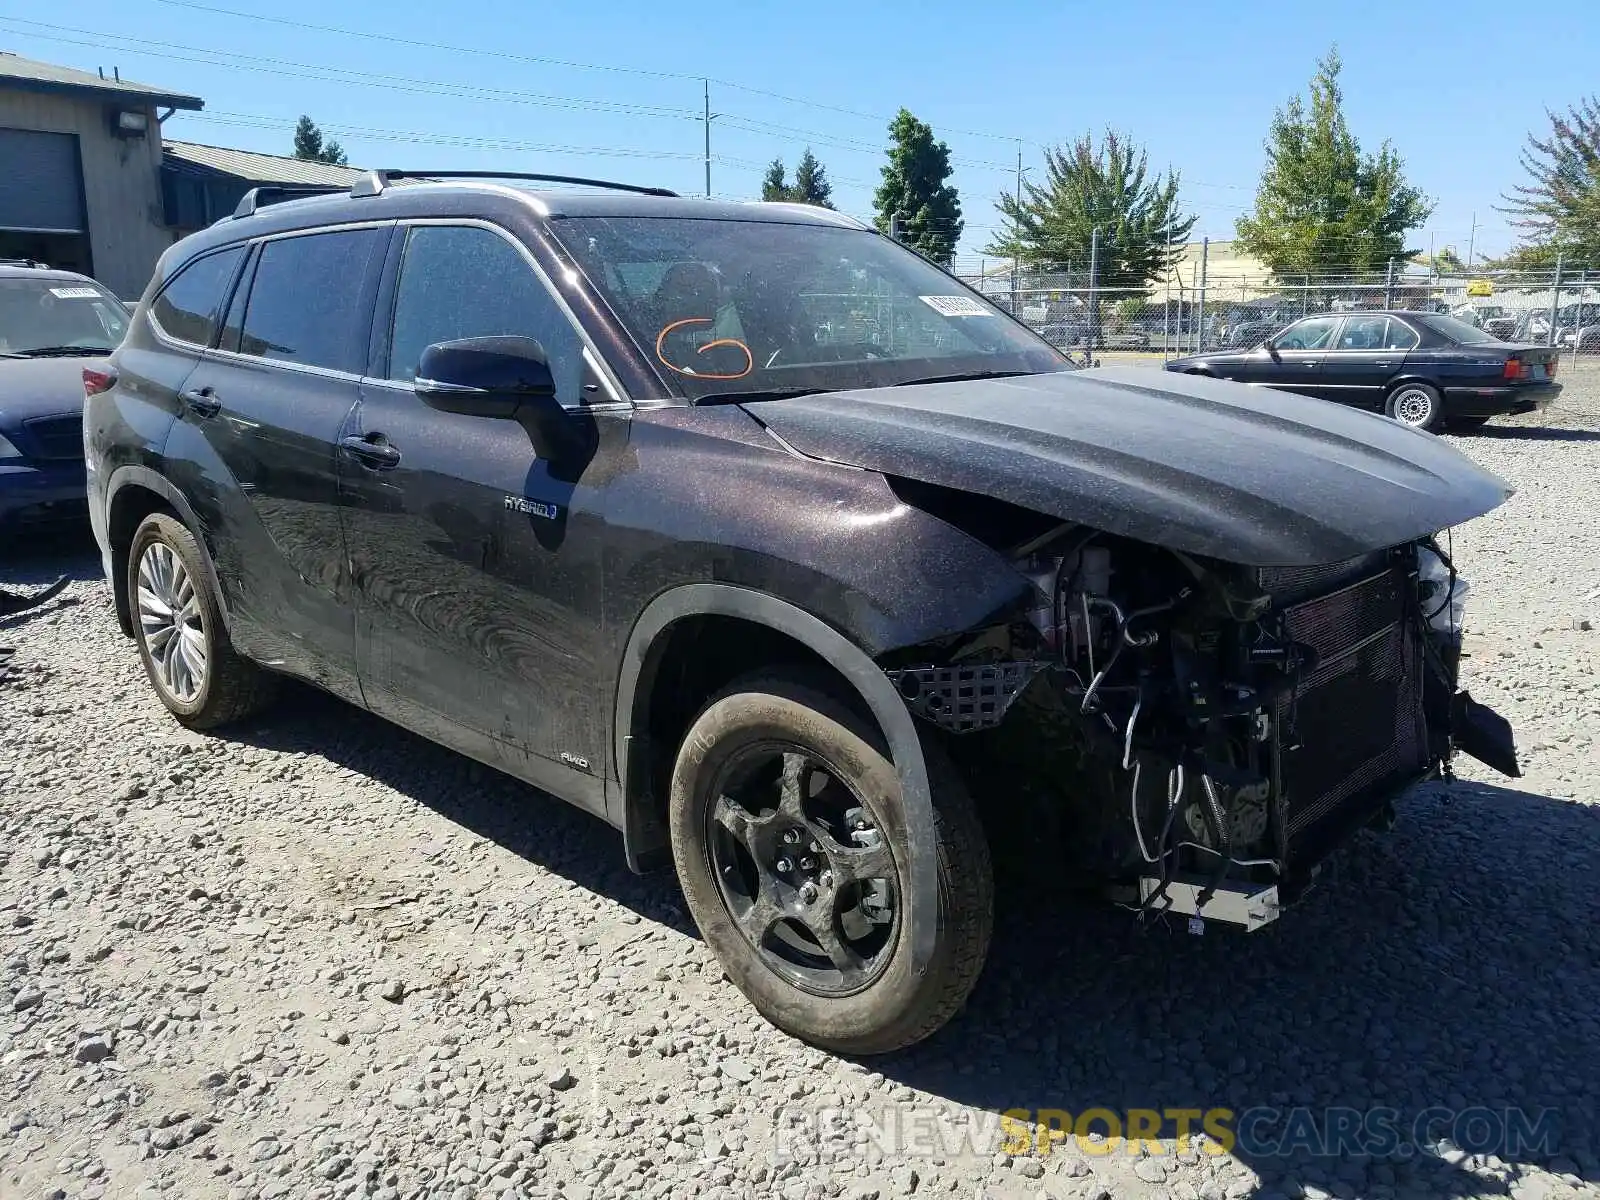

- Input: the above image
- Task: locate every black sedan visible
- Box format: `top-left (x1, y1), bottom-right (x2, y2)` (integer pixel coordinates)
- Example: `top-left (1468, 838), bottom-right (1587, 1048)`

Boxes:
top-left (1165, 310), bottom-right (1560, 432)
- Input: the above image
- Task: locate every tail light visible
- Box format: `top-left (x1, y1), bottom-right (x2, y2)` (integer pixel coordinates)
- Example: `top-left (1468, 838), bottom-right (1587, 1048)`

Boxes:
top-left (1549, 359), bottom-right (1558, 378)
top-left (1502, 357), bottom-right (1528, 380)
top-left (83, 367), bottom-right (117, 396)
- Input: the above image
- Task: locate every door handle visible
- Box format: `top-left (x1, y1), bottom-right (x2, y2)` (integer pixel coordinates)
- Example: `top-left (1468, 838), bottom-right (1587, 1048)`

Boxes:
top-left (1374, 360), bottom-right (1392, 367)
top-left (340, 433), bottom-right (402, 469)
top-left (180, 386), bottom-right (221, 418)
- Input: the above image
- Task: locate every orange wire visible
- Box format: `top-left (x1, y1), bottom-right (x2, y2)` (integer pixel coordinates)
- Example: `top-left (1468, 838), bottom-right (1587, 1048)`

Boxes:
top-left (655, 317), bottom-right (753, 380)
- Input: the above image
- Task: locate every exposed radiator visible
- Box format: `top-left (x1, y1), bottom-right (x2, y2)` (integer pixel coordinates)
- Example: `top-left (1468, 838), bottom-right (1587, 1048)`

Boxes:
top-left (1272, 567), bottom-right (1428, 863)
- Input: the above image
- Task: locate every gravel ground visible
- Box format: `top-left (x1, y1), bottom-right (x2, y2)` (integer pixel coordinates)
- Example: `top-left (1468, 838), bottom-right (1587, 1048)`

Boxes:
top-left (3, 368), bottom-right (1599, 1200)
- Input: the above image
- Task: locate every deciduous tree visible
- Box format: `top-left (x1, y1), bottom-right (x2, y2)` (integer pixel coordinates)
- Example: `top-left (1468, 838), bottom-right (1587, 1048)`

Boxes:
top-left (1234, 49), bottom-right (1431, 277)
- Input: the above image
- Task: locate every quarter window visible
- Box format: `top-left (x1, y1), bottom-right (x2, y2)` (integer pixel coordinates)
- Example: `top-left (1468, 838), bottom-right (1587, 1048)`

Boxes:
top-left (151, 247), bottom-right (244, 346)
top-left (387, 225), bottom-right (587, 404)
top-left (238, 229), bottom-right (384, 372)
top-left (1380, 318), bottom-right (1418, 350)
top-left (1274, 317), bottom-right (1340, 351)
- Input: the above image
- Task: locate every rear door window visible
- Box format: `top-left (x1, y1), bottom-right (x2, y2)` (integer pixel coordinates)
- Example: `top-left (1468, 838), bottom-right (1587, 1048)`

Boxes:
top-left (239, 229), bottom-right (385, 372)
top-left (151, 246), bottom-right (244, 346)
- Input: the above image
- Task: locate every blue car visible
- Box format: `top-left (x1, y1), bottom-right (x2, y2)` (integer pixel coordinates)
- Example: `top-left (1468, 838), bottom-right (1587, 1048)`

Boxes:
top-left (1, 262), bottom-right (130, 535)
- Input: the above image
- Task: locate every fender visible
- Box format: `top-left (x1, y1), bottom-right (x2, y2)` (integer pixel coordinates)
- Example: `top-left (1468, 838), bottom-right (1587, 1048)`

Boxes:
top-left (612, 582), bottom-right (940, 976)
top-left (103, 465), bottom-right (232, 639)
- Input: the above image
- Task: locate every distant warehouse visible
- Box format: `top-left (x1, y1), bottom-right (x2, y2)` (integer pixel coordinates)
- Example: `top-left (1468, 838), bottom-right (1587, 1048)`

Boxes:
top-left (0, 50), bottom-right (361, 299)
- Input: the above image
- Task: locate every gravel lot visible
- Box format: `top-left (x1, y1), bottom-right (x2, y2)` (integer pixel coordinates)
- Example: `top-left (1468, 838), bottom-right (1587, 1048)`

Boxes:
top-left (3, 368), bottom-right (1599, 1200)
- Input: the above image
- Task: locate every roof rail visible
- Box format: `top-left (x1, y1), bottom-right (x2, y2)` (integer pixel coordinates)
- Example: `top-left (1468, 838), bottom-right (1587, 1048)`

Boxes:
top-left (232, 184), bottom-right (346, 219)
top-left (351, 170), bottom-right (679, 199)
top-left (0, 257), bottom-right (51, 269)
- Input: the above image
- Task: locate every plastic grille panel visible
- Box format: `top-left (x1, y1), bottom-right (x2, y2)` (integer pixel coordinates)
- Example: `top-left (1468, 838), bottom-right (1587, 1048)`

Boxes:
top-left (21, 414), bottom-right (83, 461)
top-left (1274, 569), bottom-right (1427, 861)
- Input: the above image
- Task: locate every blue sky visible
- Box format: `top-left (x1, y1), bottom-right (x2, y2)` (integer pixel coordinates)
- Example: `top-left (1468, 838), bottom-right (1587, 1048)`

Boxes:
top-left (3, 0), bottom-right (1593, 265)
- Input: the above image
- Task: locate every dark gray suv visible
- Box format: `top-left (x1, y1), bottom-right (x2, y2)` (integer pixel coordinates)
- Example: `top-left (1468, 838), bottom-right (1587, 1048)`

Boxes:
top-left (86, 171), bottom-right (1518, 1053)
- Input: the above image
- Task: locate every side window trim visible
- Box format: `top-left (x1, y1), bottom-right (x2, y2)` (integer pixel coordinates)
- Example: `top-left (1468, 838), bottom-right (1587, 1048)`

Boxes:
top-left (394, 218), bottom-right (629, 409)
top-left (213, 243), bottom-right (259, 356)
top-left (148, 244), bottom-right (248, 349)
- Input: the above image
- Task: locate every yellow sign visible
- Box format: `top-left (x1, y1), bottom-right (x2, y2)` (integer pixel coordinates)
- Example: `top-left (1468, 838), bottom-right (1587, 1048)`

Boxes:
top-left (1467, 279), bottom-right (1494, 297)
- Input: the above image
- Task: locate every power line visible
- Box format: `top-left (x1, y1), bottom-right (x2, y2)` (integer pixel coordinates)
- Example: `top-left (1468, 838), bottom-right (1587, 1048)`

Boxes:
top-left (0, 18), bottom-right (700, 119)
top-left (142, 0), bottom-right (1033, 144)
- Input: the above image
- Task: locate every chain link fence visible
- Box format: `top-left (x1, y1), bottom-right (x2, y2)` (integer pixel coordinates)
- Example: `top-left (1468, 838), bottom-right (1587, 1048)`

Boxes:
top-left (954, 262), bottom-right (1600, 360)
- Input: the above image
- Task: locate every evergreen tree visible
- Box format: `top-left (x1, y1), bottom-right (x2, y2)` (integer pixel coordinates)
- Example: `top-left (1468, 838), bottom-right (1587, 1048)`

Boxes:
top-left (292, 116), bottom-right (348, 167)
top-left (873, 109), bottom-right (963, 263)
top-left (985, 131), bottom-right (1194, 289)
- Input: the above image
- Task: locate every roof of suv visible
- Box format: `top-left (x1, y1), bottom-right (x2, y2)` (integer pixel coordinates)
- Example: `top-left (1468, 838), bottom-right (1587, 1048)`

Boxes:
top-left (167, 178), bottom-right (871, 266)
top-left (0, 262), bottom-right (97, 284)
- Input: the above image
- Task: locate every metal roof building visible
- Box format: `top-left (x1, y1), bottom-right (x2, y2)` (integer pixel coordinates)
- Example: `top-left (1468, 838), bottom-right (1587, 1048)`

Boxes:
top-left (0, 51), bottom-right (203, 297)
top-left (162, 141), bottom-right (367, 233)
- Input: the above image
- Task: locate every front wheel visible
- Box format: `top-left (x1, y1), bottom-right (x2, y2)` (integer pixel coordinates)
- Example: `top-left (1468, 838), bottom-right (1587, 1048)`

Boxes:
top-left (668, 673), bottom-right (993, 1055)
top-left (1386, 382), bottom-right (1444, 431)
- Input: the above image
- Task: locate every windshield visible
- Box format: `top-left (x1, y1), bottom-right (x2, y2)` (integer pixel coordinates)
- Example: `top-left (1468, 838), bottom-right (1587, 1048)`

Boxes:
top-left (552, 216), bottom-right (1067, 399)
top-left (0, 276), bottom-right (129, 355)
top-left (1418, 314), bottom-right (1497, 344)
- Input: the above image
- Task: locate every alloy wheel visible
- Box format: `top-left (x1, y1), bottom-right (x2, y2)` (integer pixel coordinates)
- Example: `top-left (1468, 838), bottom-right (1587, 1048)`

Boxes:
top-left (705, 744), bottom-right (899, 997)
top-left (136, 541), bottom-right (207, 703)
top-left (1391, 387), bottom-right (1436, 427)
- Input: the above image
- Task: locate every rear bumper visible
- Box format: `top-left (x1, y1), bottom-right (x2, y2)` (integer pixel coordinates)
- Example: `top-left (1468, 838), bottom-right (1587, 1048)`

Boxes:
top-left (0, 459), bottom-right (88, 530)
top-left (1441, 381), bottom-right (1561, 417)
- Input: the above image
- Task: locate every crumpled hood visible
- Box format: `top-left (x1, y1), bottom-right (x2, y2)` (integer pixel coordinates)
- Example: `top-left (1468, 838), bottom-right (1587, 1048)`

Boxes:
top-left (0, 356), bottom-right (102, 425)
top-left (745, 367), bottom-right (1512, 566)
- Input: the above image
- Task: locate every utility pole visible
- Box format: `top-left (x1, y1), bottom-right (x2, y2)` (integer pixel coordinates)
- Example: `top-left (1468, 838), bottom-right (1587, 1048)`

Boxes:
top-left (702, 79), bottom-right (711, 198)
top-left (1087, 226), bottom-right (1100, 354)
top-left (1162, 226), bottom-right (1173, 358)
top-left (1011, 141), bottom-right (1025, 316)
top-left (1548, 252), bottom-right (1564, 348)
top-left (1466, 212), bottom-right (1478, 271)
top-left (1196, 236), bottom-right (1209, 353)
top-left (1384, 257), bottom-right (1396, 308)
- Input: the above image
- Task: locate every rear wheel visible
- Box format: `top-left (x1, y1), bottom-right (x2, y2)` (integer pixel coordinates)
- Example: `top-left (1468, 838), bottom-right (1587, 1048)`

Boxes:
top-left (128, 512), bottom-right (277, 729)
top-left (1386, 382), bottom-right (1443, 431)
top-left (668, 672), bottom-right (992, 1055)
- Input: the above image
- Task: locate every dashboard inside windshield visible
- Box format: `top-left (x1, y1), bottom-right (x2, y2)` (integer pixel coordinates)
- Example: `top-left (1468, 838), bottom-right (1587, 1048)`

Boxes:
top-left (552, 215), bottom-right (1066, 399)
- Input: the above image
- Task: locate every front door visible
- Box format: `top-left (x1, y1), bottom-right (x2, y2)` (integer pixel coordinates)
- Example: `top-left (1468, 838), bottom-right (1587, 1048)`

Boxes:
top-left (170, 226), bottom-right (389, 703)
top-left (340, 221), bottom-right (618, 812)
top-left (1319, 314), bottom-right (1417, 410)
top-left (1252, 314), bottom-right (1341, 397)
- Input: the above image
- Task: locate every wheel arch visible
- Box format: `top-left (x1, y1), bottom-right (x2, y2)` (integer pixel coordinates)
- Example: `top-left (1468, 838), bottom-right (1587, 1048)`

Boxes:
top-left (613, 583), bottom-right (940, 975)
top-left (104, 466), bottom-right (229, 640)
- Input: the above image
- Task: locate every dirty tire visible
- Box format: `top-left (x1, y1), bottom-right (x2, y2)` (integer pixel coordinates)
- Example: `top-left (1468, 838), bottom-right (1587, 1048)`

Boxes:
top-left (669, 672), bottom-right (992, 1055)
top-left (128, 512), bottom-right (277, 730)
top-left (1386, 381), bottom-right (1444, 432)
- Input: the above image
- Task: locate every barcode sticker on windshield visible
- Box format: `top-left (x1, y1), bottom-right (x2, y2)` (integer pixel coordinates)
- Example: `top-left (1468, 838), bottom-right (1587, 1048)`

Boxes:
top-left (49, 287), bottom-right (100, 299)
top-left (919, 295), bottom-right (992, 317)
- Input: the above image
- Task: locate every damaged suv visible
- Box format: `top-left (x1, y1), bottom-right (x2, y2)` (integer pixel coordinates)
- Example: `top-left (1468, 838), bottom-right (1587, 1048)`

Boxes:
top-left (87, 173), bottom-right (1519, 1054)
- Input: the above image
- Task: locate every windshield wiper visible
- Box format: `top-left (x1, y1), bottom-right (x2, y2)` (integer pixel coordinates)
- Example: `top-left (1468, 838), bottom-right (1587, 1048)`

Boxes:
top-left (889, 369), bottom-right (1035, 388)
top-left (695, 386), bottom-right (833, 405)
top-left (9, 346), bottom-right (113, 358)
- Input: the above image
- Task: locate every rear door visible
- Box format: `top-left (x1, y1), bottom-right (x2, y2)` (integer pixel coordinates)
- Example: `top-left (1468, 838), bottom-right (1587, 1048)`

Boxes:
top-left (1318, 314), bottom-right (1416, 409)
top-left (167, 224), bottom-right (390, 703)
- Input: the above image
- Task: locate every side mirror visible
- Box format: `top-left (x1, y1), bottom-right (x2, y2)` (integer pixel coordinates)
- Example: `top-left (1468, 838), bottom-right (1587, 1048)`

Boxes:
top-left (415, 336), bottom-right (556, 419)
